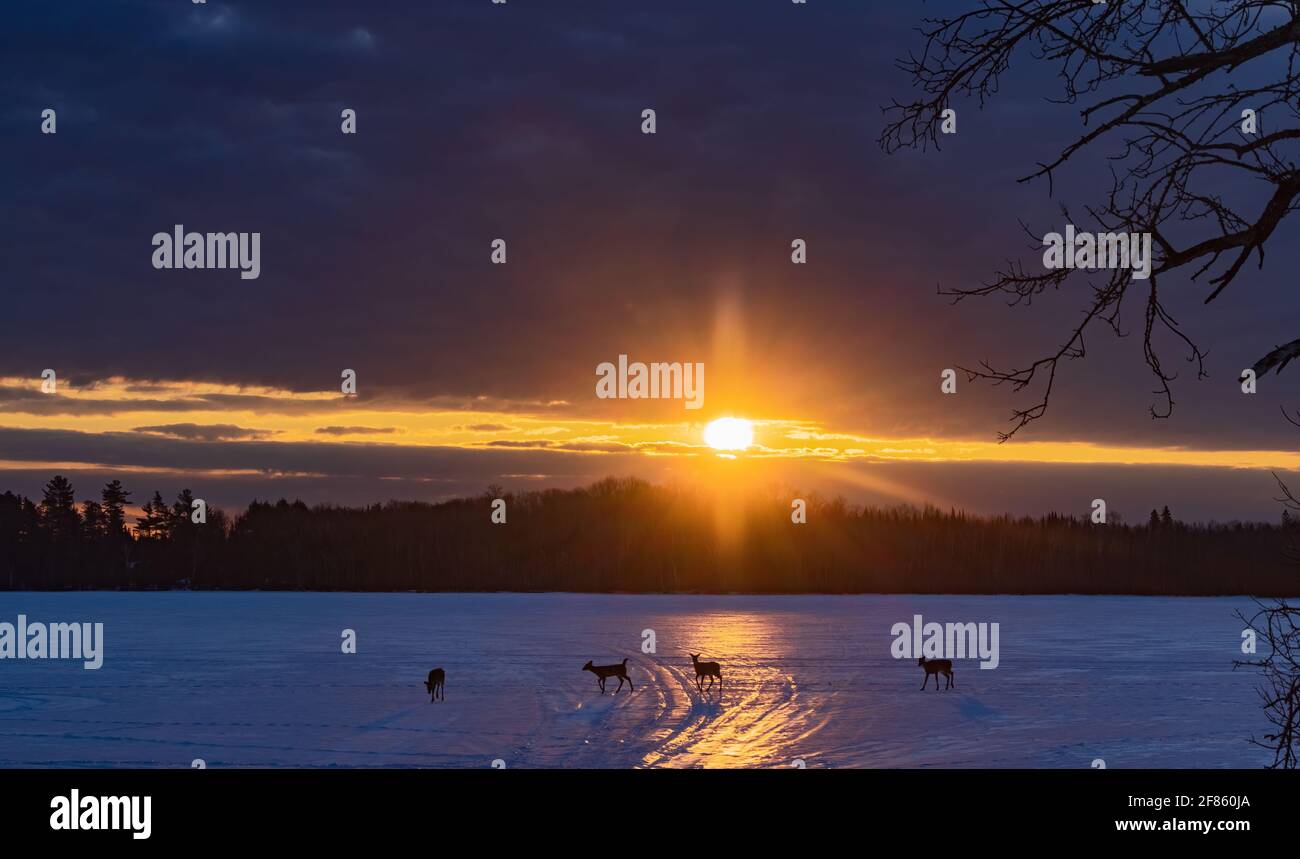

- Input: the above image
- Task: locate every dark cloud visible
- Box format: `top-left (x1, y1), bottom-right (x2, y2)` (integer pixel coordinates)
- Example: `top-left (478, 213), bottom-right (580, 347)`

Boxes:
top-left (478, 439), bottom-right (633, 453)
top-left (314, 425), bottom-right (401, 436)
top-left (0, 387), bottom-right (569, 418)
top-left (554, 441), bottom-right (632, 453)
top-left (0, 424), bottom-right (1291, 523)
top-left (2, 2), bottom-right (1299, 513)
top-left (133, 423), bottom-right (277, 442)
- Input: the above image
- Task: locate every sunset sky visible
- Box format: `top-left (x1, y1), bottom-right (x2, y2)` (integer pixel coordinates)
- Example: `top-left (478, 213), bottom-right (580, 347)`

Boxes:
top-left (3, 1), bottom-right (1300, 521)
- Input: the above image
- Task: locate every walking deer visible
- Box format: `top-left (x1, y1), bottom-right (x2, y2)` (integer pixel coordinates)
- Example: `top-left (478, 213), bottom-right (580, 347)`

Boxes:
top-left (583, 658), bottom-right (634, 694)
top-left (918, 657), bottom-right (954, 690)
top-left (425, 667), bottom-right (445, 701)
top-left (689, 653), bottom-right (722, 692)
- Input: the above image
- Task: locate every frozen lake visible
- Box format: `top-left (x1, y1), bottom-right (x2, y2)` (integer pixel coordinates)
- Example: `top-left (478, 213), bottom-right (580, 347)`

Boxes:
top-left (0, 592), bottom-right (1277, 768)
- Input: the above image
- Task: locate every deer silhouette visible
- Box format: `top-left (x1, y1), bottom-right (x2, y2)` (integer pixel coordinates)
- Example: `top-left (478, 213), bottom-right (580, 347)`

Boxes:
top-left (918, 657), bottom-right (954, 691)
top-left (583, 658), bottom-right (633, 694)
top-left (425, 667), bottom-right (445, 701)
top-left (689, 653), bottom-right (722, 692)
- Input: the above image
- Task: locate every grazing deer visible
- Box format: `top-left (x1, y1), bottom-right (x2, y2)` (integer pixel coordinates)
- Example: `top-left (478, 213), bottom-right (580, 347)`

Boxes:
top-left (583, 658), bottom-right (634, 694)
top-left (689, 653), bottom-right (722, 692)
top-left (425, 667), bottom-right (445, 702)
top-left (918, 657), bottom-right (954, 691)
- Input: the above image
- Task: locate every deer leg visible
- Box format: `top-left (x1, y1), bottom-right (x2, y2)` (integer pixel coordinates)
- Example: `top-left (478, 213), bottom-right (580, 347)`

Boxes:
top-left (615, 676), bottom-right (625, 694)
top-left (920, 674), bottom-right (928, 691)
top-left (627, 675), bottom-right (634, 692)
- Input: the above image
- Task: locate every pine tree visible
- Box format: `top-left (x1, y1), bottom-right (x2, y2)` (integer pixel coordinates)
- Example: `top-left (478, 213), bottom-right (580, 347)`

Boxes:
top-left (171, 489), bottom-right (196, 531)
top-left (101, 480), bottom-right (131, 537)
top-left (137, 491), bottom-right (169, 539)
top-left (80, 500), bottom-right (106, 541)
top-left (39, 475), bottom-right (79, 541)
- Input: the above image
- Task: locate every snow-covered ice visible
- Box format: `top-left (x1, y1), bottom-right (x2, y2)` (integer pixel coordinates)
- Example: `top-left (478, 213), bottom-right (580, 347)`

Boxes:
top-left (0, 592), bottom-right (1277, 768)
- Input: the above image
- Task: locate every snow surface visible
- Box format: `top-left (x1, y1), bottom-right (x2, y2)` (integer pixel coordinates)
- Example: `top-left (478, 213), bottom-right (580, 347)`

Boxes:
top-left (0, 592), bottom-right (1277, 768)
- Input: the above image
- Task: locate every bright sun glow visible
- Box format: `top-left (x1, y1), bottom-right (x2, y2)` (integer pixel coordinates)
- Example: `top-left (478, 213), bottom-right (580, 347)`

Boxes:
top-left (704, 417), bottom-right (754, 451)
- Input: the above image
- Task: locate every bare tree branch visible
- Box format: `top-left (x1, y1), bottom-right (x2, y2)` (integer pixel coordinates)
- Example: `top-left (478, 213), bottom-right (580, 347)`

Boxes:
top-left (884, 0), bottom-right (1300, 438)
top-left (1235, 599), bottom-right (1300, 768)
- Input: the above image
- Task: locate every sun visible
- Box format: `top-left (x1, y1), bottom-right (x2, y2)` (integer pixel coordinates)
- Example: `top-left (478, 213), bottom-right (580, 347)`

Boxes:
top-left (704, 417), bottom-right (754, 451)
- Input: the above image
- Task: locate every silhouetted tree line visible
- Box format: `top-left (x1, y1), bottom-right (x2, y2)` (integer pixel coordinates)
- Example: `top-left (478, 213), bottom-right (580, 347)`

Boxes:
top-left (0, 476), bottom-right (229, 590)
top-left (0, 475), bottom-right (1295, 594)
